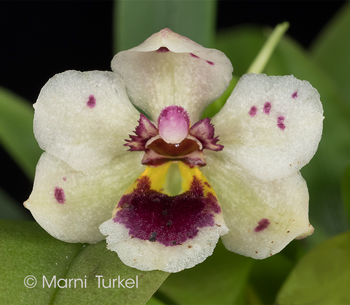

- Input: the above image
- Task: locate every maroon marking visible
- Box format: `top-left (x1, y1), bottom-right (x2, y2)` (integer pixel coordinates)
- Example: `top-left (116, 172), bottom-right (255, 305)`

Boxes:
top-left (204, 182), bottom-right (211, 188)
top-left (189, 117), bottom-right (224, 151)
top-left (263, 102), bottom-right (271, 114)
top-left (249, 106), bottom-right (257, 117)
top-left (206, 60), bottom-right (214, 65)
top-left (147, 138), bottom-right (199, 157)
top-left (190, 53), bottom-right (199, 58)
top-left (157, 47), bottom-right (169, 53)
top-left (141, 146), bottom-right (207, 168)
top-left (292, 91), bottom-right (298, 99)
top-left (63, 177), bottom-right (66, 181)
top-left (125, 114), bottom-right (159, 151)
top-left (114, 175), bottom-right (221, 246)
top-left (277, 116), bottom-right (286, 130)
top-left (87, 95), bottom-right (96, 108)
top-left (54, 187), bottom-right (65, 204)
top-left (255, 218), bottom-right (270, 232)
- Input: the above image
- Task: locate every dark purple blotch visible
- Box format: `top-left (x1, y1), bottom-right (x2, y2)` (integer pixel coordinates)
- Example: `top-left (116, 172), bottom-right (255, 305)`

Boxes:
top-left (255, 218), bottom-right (270, 232)
top-left (292, 91), bottom-right (298, 99)
top-left (157, 47), bottom-right (169, 53)
top-left (263, 102), bottom-right (272, 114)
top-left (206, 60), bottom-right (214, 65)
top-left (87, 95), bottom-right (96, 108)
top-left (190, 53), bottom-right (199, 58)
top-left (149, 232), bottom-right (157, 242)
top-left (114, 175), bottom-right (221, 246)
top-left (249, 106), bottom-right (257, 117)
top-left (277, 116), bottom-right (286, 130)
top-left (54, 187), bottom-right (65, 204)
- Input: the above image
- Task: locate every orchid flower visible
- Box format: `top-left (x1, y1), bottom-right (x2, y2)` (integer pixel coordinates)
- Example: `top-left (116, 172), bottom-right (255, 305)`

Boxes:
top-left (24, 28), bottom-right (324, 273)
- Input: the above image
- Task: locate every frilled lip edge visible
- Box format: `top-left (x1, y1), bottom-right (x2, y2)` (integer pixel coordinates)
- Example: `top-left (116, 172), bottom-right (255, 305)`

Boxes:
top-left (99, 163), bottom-right (229, 272)
top-left (125, 112), bottom-right (223, 167)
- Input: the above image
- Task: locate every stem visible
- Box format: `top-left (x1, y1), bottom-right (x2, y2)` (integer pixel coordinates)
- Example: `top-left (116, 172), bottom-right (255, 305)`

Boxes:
top-left (247, 22), bottom-right (289, 74)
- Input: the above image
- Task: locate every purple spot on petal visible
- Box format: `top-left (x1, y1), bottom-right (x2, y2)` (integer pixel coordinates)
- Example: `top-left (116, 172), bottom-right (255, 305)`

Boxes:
top-left (157, 47), bottom-right (169, 53)
top-left (63, 177), bottom-right (66, 181)
top-left (292, 91), bottom-right (298, 99)
top-left (87, 95), bottom-right (96, 108)
top-left (255, 218), bottom-right (270, 232)
top-left (263, 102), bottom-right (271, 114)
top-left (277, 116), bottom-right (286, 130)
top-left (54, 187), bottom-right (65, 204)
top-left (190, 53), bottom-right (199, 58)
top-left (114, 175), bottom-right (221, 246)
top-left (249, 106), bottom-right (257, 117)
top-left (206, 60), bottom-right (214, 65)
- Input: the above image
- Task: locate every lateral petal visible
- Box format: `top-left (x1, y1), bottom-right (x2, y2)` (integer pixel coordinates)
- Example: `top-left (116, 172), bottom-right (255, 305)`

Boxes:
top-left (202, 152), bottom-right (313, 259)
top-left (24, 152), bottom-right (144, 243)
top-left (212, 74), bottom-right (324, 182)
top-left (34, 70), bottom-right (140, 172)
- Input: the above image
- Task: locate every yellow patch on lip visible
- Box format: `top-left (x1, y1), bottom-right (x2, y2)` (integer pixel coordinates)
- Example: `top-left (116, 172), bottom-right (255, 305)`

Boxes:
top-left (112, 161), bottom-right (219, 223)
top-left (115, 161), bottom-right (216, 196)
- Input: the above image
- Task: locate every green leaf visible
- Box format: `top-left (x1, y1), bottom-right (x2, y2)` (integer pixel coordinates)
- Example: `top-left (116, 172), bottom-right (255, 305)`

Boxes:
top-left (0, 188), bottom-right (32, 221)
top-left (248, 253), bottom-right (294, 305)
top-left (158, 240), bottom-right (254, 305)
top-left (311, 2), bottom-right (350, 102)
top-left (114, 0), bottom-right (216, 52)
top-left (277, 231), bottom-right (350, 305)
top-left (0, 220), bottom-right (168, 304)
top-left (342, 164), bottom-right (350, 225)
top-left (145, 296), bottom-right (167, 305)
top-left (0, 87), bottom-right (42, 180)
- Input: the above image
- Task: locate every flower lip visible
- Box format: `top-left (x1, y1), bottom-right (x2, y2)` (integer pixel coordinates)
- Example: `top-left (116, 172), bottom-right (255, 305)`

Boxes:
top-left (113, 174), bottom-right (221, 246)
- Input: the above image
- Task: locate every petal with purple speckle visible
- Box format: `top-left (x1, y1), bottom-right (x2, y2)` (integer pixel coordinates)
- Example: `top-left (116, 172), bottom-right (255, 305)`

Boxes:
top-left (212, 73), bottom-right (324, 182)
top-left (201, 154), bottom-right (313, 260)
top-left (24, 151), bottom-right (144, 244)
top-left (111, 28), bottom-right (233, 123)
top-left (33, 70), bottom-right (140, 172)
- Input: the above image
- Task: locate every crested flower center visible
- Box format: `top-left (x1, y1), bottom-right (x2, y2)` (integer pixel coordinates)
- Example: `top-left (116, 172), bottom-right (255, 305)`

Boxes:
top-left (125, 105), bottom-right (223, 167)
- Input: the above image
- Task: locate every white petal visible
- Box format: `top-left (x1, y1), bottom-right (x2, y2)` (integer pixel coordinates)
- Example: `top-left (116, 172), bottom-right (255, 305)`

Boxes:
top-left (111, 28), bottom-right (233, 123)
top-left (202, 152), bottom-right (313, 259)
top-left (24, 152), bottom-right (144, 243)
top-left (212, 74), bottom-right (324, 182)
top-left (34, 70), bottom-right (140, 172)
top-left (100, 218), bottom-right (227, 273)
